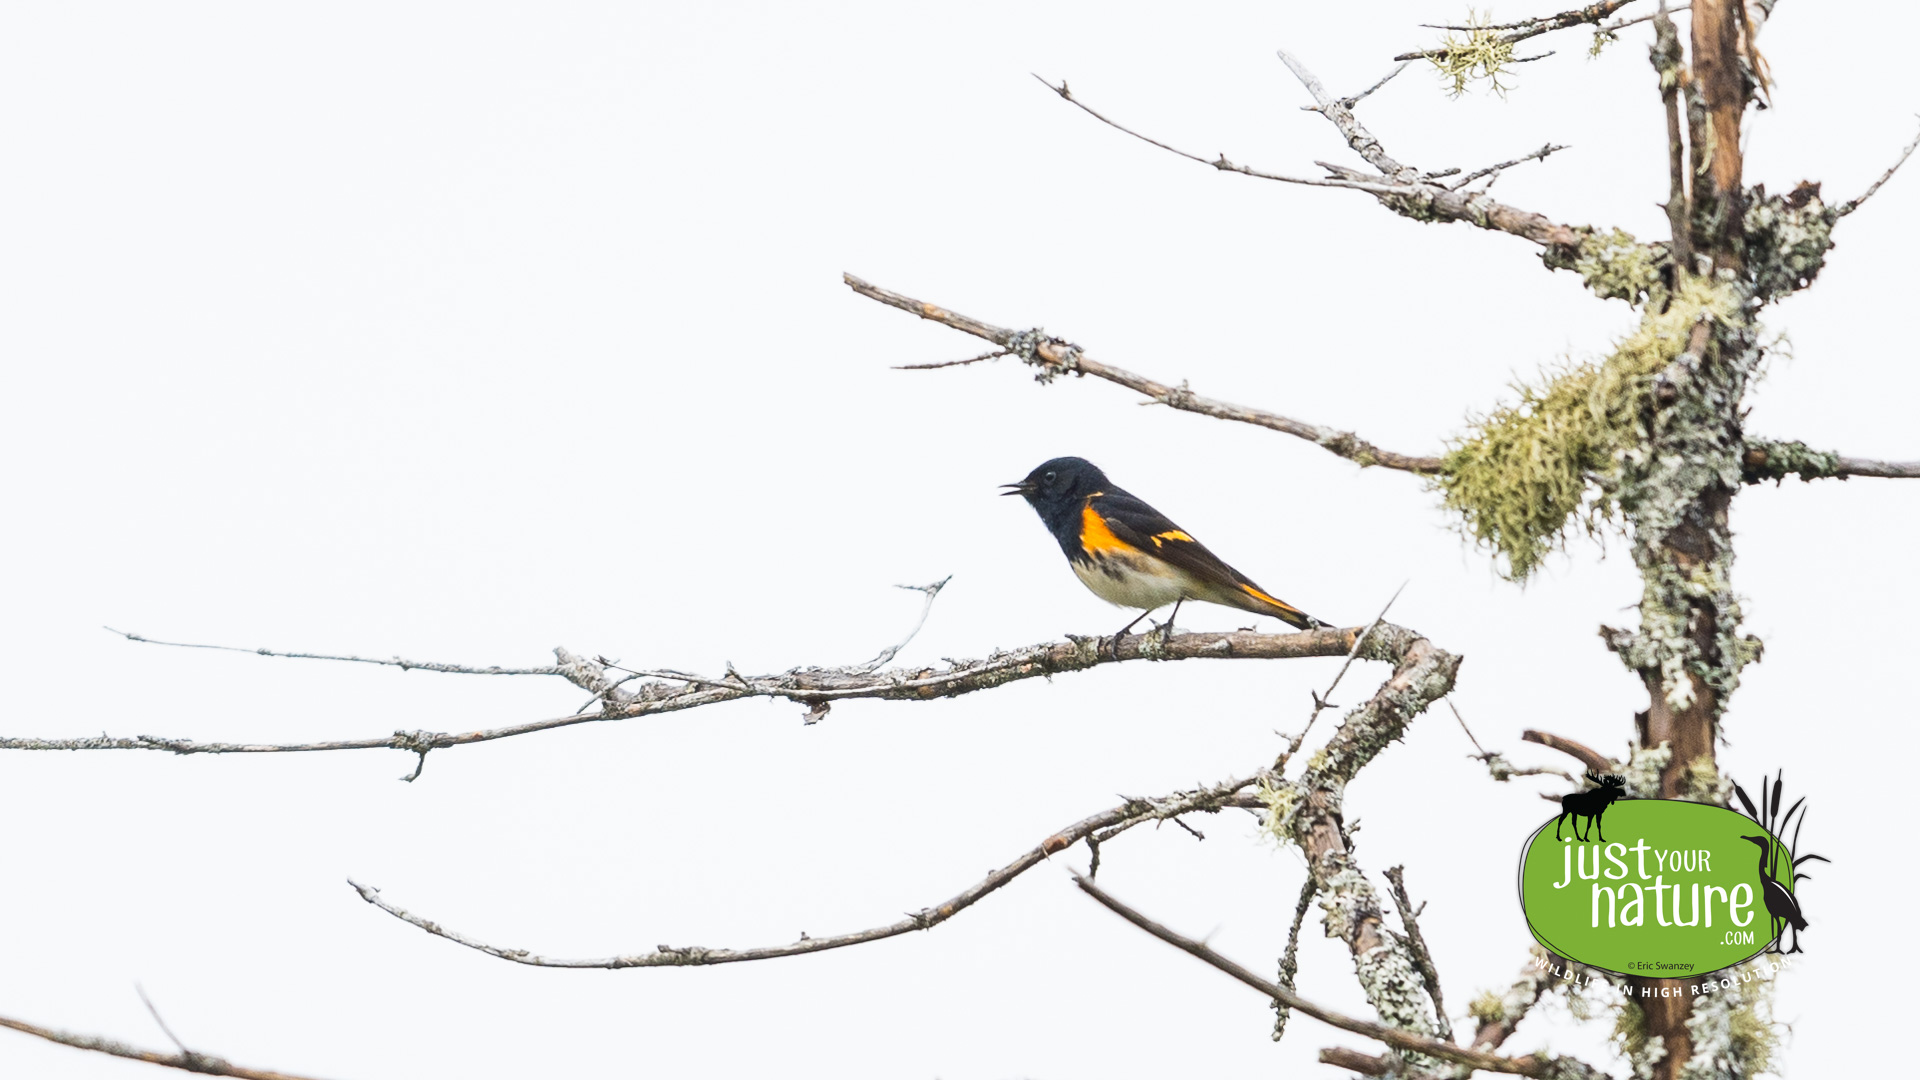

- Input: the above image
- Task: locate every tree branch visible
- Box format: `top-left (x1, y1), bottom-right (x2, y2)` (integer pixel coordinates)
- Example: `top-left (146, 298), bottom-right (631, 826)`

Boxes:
top-left (1385, 866), bottom-right (1451, 1042)
top-left (843, 274), bottom-right (1442, 472)
top-left (0, 1013), bottom-right (331, 1080)
top-left (348, 776), bottom-right (1264, 969)
top-left (1036, 66), bottom-right (1585, 253)
top-left (1836, 117), bottom-right (1920, 217)
top-left (1521, 729), bottom-right (1615, 774)
top-left (1274, 50), bottom-right (1585, 251)
top-left (1068, 871), bottom-right (1608, 1079)
top-left (1395, 1), bottom-right (1645, 63)
top-left (1740, 439), bottom-right (1920, 481)
top-left (2, 626), bottom-right (1374, 766)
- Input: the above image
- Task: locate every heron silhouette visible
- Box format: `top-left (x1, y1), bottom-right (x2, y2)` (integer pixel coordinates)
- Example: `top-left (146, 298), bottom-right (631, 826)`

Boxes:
top-left (1741, 834), bottom-right (1806, 954)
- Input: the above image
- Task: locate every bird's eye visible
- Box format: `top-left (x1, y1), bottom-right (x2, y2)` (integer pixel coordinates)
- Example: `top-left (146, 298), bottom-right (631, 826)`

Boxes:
top-left (1043, 470), bottom-right (1056, 483)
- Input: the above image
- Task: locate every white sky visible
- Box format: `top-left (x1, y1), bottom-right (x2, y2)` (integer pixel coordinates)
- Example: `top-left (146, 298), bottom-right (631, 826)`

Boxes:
top-left (2, 3), bottom-right (1914, 1077)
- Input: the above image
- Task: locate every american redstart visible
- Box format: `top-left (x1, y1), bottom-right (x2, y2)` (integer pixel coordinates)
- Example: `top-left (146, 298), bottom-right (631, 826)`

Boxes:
top-left (1003, 456), bottom-right (1327, 653)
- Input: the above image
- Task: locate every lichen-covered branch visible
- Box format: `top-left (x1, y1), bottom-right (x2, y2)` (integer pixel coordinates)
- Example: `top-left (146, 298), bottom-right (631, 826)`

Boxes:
top-left (1260, 624), bottom-right (1463, 1052)
top-left (1384, 866), bottom-right (1452, 1042)
top-left (0, 1013), bottom-right (331, 1080)
top-left (1394, 1), bottom-right (1645, 64)
top-left (349, 776), bottom-right (1265, 969)
top-left (843, 274), bottom-right (1442, 472)
top-left (1069, 872), bottom-right (1608, 1080)
top-left (1741, 439), bottom-right (1920, 481)
top-left (0, 626), bottom-right (1366, 768)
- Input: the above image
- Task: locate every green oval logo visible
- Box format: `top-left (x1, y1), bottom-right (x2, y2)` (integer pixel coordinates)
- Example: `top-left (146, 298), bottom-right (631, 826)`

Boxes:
top-left (1518, 799), bottom-right (1798, 977)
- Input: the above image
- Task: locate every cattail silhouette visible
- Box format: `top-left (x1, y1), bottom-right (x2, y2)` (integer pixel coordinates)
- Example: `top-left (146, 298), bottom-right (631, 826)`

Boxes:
top-left (1554, 771), bottom-right (1626, 842)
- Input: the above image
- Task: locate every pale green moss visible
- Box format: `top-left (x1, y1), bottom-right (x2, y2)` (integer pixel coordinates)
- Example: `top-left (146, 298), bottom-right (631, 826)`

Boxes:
top-left (1436, 278), bottom-right (1739, 580)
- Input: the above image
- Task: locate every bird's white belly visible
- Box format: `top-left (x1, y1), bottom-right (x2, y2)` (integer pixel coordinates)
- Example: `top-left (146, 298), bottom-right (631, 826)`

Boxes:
top-left (1071, 552), bottom-right (1191, 610)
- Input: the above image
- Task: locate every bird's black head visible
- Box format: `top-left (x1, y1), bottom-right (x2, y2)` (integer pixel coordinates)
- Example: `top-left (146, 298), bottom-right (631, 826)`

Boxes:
top-left (1001, 456), bottom-right (1111, 536)
top-left (1740, 835), bottom-right (1771, 849)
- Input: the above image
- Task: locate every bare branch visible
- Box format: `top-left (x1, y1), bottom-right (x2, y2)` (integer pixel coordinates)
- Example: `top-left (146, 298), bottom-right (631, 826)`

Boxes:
top-left (843, 274), bottom-right (1443, 472)
top-left (1449, 143), bottom-right (1571, 190)
top-left (1396, 1), bottom-right (1644, 62)
top-left (0, 1012), bottom-right (332, 1080)
top-left (892, 348), bottom-right (1010, 370)
top-left (1521, 729), bottom-right (1615, 774)
top-left (854, 576), bottom-right (951, 672)
top-left (349, 776), bottom-right (1263, 969)
top-left (1289, 581), bottom-right (1408, 756)
top-left (104, 627), bottom-right (561, 676)
top-left (1836, 118), bottom-right (1920, 217)
top-left (1334, 61), bottom-right (1413, 109)
top-left (1068, 871), bottom-right (1607, 1079)
top-left (1270, 876), bottom-right (1319, 1041)
top-left (1032, 75), bottom-right (1420, 195)
top-left (1273, 50), bottom-right (1585, 249)
top-left (1, 626), bottom-right (1374, 765)
top-left (1317, 1046), bottom-right (1399, 1076)
top-left (1384, 866), bottom-right (1451, 1041)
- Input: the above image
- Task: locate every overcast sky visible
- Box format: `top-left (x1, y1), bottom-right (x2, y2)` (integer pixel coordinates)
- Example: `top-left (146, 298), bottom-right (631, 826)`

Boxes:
top-left (3, 3), bottom-right (1915, 1078)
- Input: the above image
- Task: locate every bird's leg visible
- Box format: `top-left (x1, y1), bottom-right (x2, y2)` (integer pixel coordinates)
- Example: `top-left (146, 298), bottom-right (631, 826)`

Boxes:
top-left (1112, 609), bottom-right (1153, 661)
top-left (1160, 598), bottom-right (1183, 642)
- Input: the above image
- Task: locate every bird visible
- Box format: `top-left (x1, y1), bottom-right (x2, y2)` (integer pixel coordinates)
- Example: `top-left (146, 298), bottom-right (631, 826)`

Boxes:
top-left (1001, 456), bottom-right (1327, 657)
top-left (1740, 834), bottom-right (1807, 954)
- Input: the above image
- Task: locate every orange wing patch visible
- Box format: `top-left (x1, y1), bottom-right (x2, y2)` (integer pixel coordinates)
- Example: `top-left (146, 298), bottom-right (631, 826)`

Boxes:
top-left (1150, 529), bottom-right (1194, 548)
top-left (1079, 504), bottom-right (1140, 557)
top-left (1240, 582), bottom-right (1307, 616)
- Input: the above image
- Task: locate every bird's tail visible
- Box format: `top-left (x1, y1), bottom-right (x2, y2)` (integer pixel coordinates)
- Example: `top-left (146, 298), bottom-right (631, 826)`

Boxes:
top-left (1223, 582), bottom-right (1326, 631)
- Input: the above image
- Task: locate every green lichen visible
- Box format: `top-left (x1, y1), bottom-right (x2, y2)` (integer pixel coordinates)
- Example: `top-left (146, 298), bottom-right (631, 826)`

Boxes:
top-left (1435, 278), bottom-right (1740, 580)
top-left (1256, 778), bottom-right (1300, 845)
top-left (1469, 989), bottom-right (1509, 1025)
top-left (1740, 438), bottom-right (1842, 483)
top-left (1590, 27), bottom-right (1619, 57)
top-left (1430, 10), bottom-right (1517, 96)
top-left (1543, 227), bottom-right (1665, 305)
top-left (1742, 182), bottom-right (1838, 302)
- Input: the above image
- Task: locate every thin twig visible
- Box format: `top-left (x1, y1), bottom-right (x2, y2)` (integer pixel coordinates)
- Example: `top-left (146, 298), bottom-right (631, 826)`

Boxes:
top-left (845, 274), bottom-right (1444, 472)
top-left (1329, 61), bottom-right (1413, 110)
top-left (134, 985), bottom-right (189, 1056)
top-left (104, 627), bottom-right (561, 675)
top-left (0, 1013), bottom-right (332, 1080)
top-left (349, 776), bottom-right (1262, 969)
top-left (893, 348), bottom-right (1010, 370)
top-left (1038, 68), bottom-right (1583, 250)
top-left (1031, 75), bottom-right (1417, 195)
top-left (1384, 867), bottom-right (1452, 1041)
top-left (1068, 872), bottom-right (1604, 1078)
top-left (1270, 876), bottom-right (1319, 1041)
top-left (1449, 143), bottom-right (1570, 190)
top-left (1289, 581), bottom-right (1408, 757)
top-left (1837, 117), bottom-right (1920, 216)
top-left (1447, 699), bottom-right (1488, 756)
top-left (856, 576), bottom-right (952, 671)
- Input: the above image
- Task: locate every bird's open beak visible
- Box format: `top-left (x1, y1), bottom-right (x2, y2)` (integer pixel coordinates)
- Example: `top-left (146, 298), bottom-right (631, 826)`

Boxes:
top-left (998, 482), bottom-right (1031, 497)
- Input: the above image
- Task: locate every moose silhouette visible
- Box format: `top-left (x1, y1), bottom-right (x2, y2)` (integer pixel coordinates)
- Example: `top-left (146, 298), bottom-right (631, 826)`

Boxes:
top-left (1554, 771), bottom-right (1627, 842)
